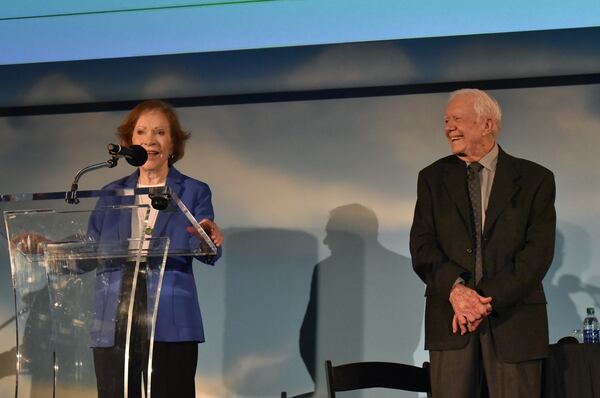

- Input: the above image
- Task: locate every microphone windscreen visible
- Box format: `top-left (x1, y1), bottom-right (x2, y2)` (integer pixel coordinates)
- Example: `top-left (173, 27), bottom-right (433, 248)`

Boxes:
top-left (126, 145), bottom-right (148, 167)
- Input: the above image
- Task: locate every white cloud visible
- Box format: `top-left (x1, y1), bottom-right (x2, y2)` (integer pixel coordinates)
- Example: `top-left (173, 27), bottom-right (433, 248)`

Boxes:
top-left (196, 351), bottom-right (299, 397)
top-left (0, 111), bottom-right (124, 192)
top-left (496, 86), bottom-right (600, 219)
top-left (142, 74), bottom-right (199, 98)
top-left (182, 137), bottom-right (415, 232)
top-left (441, 41), bottom-right (600, 81)
top-left (22, 73), bottom-right (93, 105)
top-left (282, 42), bottom-right (417, 89)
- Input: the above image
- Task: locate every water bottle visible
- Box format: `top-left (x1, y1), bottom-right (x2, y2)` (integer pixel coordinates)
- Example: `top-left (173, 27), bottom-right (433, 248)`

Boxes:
top-left (583, 307), bottom-right (600, 344)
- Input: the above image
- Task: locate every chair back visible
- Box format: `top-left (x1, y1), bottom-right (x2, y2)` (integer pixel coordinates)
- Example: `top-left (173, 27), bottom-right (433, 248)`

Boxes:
top-left (281, 391), bottom-right (313, 398)
top-left (325, 360), bottom-right (431, 397)
top-left (557, 336), bottom-right (579, 345)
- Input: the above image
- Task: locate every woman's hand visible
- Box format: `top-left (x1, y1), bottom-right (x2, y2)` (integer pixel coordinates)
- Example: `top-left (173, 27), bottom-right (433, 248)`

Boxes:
top-left (10, 233), bottom-right (52, 255)
top-left (186, 219), bottom-right (223, 247)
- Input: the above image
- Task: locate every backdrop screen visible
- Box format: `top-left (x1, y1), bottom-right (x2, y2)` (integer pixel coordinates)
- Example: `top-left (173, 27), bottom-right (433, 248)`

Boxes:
top-left (1, 84), bottom-right (599, 397)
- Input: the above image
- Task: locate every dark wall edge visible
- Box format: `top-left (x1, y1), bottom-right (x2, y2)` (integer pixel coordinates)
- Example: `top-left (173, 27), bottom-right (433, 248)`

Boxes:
top-left (1, 73), bottom-right (600, 117)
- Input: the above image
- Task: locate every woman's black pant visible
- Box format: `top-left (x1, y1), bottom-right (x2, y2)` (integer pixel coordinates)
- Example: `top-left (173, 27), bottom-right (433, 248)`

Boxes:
top-left (93, 264), bottom-right (198, 398)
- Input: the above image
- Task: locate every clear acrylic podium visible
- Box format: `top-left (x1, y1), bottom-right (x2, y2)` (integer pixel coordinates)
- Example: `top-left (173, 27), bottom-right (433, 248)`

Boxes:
top-left (1, 188), bottom-right (217, 398)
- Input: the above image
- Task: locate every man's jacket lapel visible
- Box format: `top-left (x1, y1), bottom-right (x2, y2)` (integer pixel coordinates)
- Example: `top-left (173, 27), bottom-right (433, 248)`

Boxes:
top-left (443, 157), bottom-right (473, 237)
top-left (484, 148), bottom-right (521, 236)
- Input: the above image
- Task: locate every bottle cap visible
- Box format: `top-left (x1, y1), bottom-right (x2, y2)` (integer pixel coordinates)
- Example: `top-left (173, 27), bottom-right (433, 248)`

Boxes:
top-left (587, 307), bottom-right (595, 315)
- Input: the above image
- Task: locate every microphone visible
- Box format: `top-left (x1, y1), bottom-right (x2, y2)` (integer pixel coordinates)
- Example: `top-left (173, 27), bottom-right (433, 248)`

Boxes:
top-left (107, 144), bottom-right (148, 167)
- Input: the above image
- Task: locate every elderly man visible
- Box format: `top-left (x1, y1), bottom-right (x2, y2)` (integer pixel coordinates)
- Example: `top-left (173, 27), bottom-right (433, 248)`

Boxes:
top-left (410, 89), bottom-right (556, 397)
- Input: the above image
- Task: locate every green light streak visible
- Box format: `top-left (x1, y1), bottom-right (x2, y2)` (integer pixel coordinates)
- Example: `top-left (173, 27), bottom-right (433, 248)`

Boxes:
top-left (0, 0), bottom-right (286, 21)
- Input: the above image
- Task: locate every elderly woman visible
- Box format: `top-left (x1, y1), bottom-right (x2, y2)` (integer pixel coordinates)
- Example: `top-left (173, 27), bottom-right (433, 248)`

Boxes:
top-left (89, 100), bottom-right (223, 398)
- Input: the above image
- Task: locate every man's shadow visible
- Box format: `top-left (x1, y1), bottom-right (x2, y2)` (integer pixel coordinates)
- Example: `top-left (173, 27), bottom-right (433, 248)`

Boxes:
top-left (300, 204), bottom-right (424, 397)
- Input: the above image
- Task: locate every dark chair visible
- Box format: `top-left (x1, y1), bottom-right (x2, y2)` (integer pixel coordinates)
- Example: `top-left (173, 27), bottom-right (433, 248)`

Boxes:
top-left (325, 359), bottom-right (431, 398)
top-left (557, 335), bottom-right (579, 345)
top-left (281, 392), bottom-right (313, 398)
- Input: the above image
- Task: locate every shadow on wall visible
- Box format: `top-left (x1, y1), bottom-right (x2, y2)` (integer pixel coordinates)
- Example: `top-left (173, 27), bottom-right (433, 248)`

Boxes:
top-left (300, 204), bottom-right (424, 398)
top-left (222, 228), bottom-right (317, 397)
top-left (0, 287), bottom-right (56, 397)
top-left (545, 225), bottom-right (599, 342)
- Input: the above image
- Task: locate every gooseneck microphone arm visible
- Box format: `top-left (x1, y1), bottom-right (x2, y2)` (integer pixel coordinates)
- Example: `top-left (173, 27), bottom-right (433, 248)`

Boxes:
top-left (66, 144), bottom-right (148, 204)
top-left (66, 155), bottom-right (119, 204)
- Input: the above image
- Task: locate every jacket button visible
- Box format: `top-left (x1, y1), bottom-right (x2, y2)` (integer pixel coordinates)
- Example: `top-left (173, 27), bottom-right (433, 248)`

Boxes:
top-left (466, 248), bottom-right (473, 254)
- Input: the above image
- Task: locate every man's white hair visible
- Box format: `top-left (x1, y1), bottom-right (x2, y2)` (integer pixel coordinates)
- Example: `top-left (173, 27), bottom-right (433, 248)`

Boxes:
top-left (449, 88), bottom-right (502, 135)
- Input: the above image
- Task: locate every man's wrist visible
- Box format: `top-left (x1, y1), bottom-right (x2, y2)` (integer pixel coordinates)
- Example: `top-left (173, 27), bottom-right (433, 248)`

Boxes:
top-left (450, 278), bottom-right (465, 299)
top-left (453, 277), bottom-right (465, 287)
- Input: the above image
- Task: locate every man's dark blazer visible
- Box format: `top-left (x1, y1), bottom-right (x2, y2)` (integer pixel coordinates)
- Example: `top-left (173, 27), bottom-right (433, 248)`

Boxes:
top-left (410, 146), bottom-right (556, 363)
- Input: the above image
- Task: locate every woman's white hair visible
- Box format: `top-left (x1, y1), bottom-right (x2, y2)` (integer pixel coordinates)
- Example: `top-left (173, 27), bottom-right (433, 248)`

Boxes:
top-left (449, 89), bottom-right (502, 135)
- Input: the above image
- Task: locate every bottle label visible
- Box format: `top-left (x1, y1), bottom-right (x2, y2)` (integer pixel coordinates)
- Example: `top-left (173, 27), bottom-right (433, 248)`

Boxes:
top-left (583, 329), bottom-right (600, 344)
